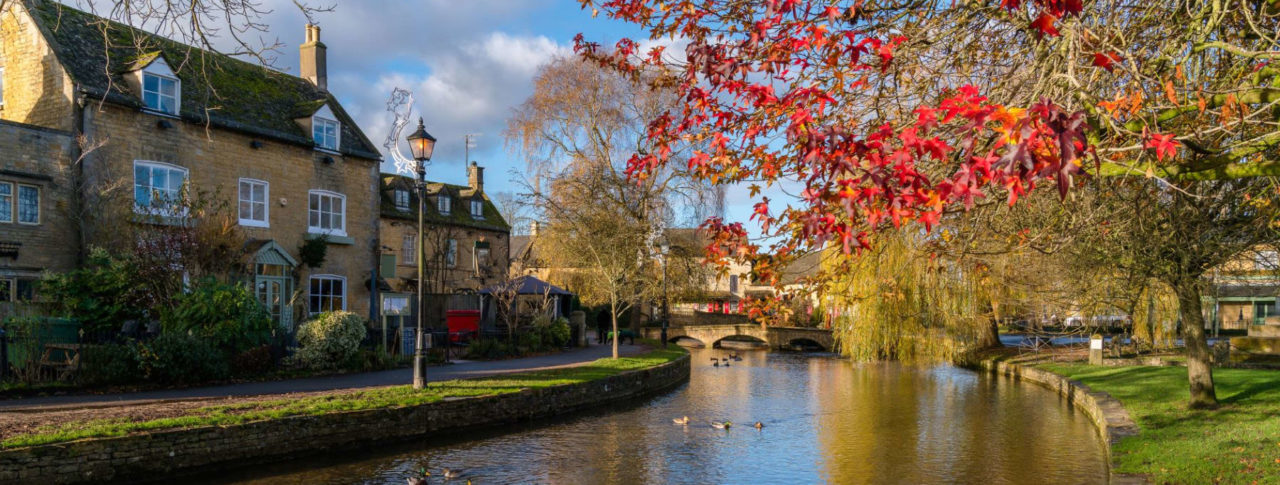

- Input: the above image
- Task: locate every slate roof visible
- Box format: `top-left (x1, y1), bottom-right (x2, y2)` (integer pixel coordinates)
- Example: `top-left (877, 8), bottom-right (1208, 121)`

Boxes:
top-left (25, 0), bottom-right (380, 159)
top-left (380, 174), bottom-right (510, 232)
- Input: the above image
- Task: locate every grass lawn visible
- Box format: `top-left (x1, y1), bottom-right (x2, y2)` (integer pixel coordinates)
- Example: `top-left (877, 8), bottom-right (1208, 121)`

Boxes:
top-left (2, 346), bottom-right (686, 449)
top-left (1041, 363), bottom-right (1280, 484)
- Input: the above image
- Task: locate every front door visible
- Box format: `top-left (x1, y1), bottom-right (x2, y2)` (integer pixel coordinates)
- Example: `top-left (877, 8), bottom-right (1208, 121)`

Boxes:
top-left (256, 276), bottom-right (293, 329)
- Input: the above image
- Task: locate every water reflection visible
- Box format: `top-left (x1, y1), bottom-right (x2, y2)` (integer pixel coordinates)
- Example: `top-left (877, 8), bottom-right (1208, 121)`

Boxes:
top-left (204, 349), bottom-right (1106, 485)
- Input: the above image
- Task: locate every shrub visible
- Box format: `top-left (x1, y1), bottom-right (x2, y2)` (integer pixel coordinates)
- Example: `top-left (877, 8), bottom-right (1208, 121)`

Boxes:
top-left (464, 338), bottom-right (517, 360)
top-left (230, 345), bottom-right (275, 376)
top-left (136, 333), bottom-right (229, 385)
top-left (530, 315), bottom-right (572, 349)
top-left (291, 311), bottom-right (366, 370)
top-left (39, 248), bottom-right (147, 336)
top-left (78, 343), bottom-right (141, 387)
top-left (161, 278), bottom-right (273, 354)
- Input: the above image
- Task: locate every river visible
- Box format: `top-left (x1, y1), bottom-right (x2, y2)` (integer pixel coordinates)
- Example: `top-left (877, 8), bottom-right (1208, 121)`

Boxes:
top-left (204, 348), bottom-right (1108, 484)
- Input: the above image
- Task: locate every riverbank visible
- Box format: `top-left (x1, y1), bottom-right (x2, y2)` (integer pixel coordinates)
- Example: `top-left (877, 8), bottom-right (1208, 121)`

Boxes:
top-left (1042, 363), bottom-right (1280, 484)
top-left (0, 346), bottom-right (689, 484)
top-left (969, 348), bottom-right (1280, 485)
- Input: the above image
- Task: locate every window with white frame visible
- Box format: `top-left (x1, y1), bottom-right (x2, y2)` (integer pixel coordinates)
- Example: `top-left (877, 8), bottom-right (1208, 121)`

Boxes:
top-left (402, 233), bottom-right (417, 265)
top-left (470, 199), bottom-right (483, 219)
top-left (1255, 250), bottom-right (1279, 271)
top-left (474, 247), bottom-right (490, 274)
top-left (237, 178), bottom-right (268, 227)
top-left (133, 161), bottom-right (188, 216)
top-left (17, 185), bottom-right (38, 224)
top-left (0, 182), bottom-right (11, 223)
top-left (446, 239), bottom-right (457, 267)
top-left (394, 189), bottom-right (411, 211)
top-left (313, 117), bottom-right (339, 151)
top-left (142, 72), bottom-right (179, 115)
top-left (308, 275), bottom-right (346, 314)
top-left (729, 274), bottom-right (739, 294)
top-left (437, 195), bottom-right (451, 214)
top-left (307, 190), bottom-right (346, 236)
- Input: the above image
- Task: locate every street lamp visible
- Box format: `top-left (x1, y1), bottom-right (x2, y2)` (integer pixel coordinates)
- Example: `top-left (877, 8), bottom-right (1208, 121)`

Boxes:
top-left (407, 118), bottom-right (436, 390)
top-left (659, 243), bottom-right (670, 349)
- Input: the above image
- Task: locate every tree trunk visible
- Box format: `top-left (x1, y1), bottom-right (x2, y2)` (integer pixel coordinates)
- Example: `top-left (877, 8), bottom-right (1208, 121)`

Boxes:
top-left (610, 296), bottom-right (619, 359)
top-left (980, 301), bottom-right (1003, 348)
top-left (1174, 280), bottom-right (1217, 409)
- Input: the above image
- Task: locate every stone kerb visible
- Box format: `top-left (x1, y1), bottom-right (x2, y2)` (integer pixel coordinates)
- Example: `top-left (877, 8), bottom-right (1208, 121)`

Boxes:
top-left (0, 354), bottom-right (691, 485)
top-left (971, 357), bottom-right (1146, 485)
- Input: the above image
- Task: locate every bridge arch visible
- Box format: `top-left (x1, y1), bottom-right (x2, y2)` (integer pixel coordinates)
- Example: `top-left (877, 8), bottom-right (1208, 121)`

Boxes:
top-left (713, 335), bottom-right (768, 349)
top-left (670, 336), bottom-right (706, 348)
top-left (785, 338), bottom-right (828, 352)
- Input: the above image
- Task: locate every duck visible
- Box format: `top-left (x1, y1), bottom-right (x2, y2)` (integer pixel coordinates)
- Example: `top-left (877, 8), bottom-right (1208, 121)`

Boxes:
top-left (723, 360), bottom-right (731, 367)
top-left (754, 421), bottom-right (765, 429)
top-left (442, 468), bottom-right (462, 480)
top-left (407, 468), bottom-right (430, 485)
top-left (673, 416), bottom-right (690, 425)
top-left (710, 357), bottom-right (720, 362)
top-left (713, 360), bottom-right (720, 367)
top-left (711, 421), bottom-right (732, 429)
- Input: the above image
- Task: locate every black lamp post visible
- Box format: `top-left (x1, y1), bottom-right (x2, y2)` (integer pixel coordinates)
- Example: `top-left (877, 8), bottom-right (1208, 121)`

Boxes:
top-left (407, 118), bottom-right (436, 390)
top-left (659, 243), bottom-right (670, 349)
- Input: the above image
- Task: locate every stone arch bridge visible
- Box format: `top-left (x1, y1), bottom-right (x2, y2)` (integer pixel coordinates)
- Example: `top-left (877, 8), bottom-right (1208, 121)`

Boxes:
top-left (641, 324), bottom-right (836, 351)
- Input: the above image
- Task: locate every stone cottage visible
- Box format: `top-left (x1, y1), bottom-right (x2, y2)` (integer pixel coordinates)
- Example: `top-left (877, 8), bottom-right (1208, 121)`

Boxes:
top-left (0, 0), bottom-right (382, 326)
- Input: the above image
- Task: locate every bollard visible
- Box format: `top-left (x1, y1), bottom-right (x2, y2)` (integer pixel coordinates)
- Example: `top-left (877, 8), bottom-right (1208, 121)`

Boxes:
top-left (1089, 334), bottom-right (1104, 365)
top-left (570, 311), bottom-right (586, 347)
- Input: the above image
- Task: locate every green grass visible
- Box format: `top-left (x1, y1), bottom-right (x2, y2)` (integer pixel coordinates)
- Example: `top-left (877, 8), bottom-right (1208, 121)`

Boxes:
top-left (2, 346), bottom-right (687, 449)
top-left (1040, 363), bottom-right (1280, 484)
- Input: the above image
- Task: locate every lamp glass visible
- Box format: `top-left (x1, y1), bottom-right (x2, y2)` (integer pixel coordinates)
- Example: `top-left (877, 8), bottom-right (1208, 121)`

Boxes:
top-left (406, 118), bottom-right (437, 162)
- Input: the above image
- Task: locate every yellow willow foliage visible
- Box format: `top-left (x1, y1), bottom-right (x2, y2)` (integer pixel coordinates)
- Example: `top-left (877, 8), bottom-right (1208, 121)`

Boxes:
top-left (1130, 283), bottom-right (1179, 348)
top-left (822, 232), bottom-right (989, 363)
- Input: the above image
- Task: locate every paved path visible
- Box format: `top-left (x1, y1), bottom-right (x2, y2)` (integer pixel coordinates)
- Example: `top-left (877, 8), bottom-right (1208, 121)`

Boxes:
top-left (0, 341), bottom-right (647, 412)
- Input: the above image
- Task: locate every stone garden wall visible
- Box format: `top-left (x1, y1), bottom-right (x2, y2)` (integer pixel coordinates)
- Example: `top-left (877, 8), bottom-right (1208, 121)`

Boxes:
top-left (0, 354), bottom-right (690, 484)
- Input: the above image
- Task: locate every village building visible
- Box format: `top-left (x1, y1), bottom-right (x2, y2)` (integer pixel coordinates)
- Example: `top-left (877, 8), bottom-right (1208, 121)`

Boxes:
top-left (0, 0), bottom-right (382, 326)
top-left (378, 162), bottom-right (510, 342)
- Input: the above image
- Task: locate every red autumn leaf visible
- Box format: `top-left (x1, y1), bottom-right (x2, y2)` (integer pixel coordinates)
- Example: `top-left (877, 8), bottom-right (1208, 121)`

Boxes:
top-left (1092, 51), bottom-right (1122, 71)
top-left (1031, 12), bottom-right (1060, 37)
top-left (1144, 132), bottom-right (1180, 162)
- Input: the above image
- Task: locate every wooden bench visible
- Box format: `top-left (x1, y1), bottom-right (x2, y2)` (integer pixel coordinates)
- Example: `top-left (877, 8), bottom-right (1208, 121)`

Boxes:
top-left (38, 343), bottom-right (81, 381)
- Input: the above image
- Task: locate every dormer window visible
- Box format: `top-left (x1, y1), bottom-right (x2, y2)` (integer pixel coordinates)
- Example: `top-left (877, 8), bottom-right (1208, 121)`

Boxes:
top-left (311, 105), bottom-right (340, 151)
top-left (470, 199), bottom-right (483, 219)
top-left (438, 195), bottom-right (451, 215)
top-left (139, 58), bottom-right (180, 115)
top-left (394, 189), bottom-right (410, 211)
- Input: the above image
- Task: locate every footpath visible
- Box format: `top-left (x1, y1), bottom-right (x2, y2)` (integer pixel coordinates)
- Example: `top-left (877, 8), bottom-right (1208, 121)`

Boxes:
top-left (0, 341), bottom-right (646, 412)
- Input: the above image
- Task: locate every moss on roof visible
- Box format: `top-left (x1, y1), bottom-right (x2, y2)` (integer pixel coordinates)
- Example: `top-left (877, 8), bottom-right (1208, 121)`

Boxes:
top-left (25, 0), bottom-right (380, 159)
top-left (380, 174), bottom-right (510, 232)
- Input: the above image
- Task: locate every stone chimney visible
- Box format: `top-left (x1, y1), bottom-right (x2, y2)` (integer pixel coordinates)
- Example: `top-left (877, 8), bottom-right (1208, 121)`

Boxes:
top-left (529, 220), bottom-right (541, 236)
top-left (468, 161), bottom-right (484, 193)
top-left (300, 24), bottom-right (327, 89)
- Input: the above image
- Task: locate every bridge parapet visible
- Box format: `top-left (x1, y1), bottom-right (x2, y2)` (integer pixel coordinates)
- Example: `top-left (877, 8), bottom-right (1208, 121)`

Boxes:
top-left (643, 324), bottom-right (835, 351)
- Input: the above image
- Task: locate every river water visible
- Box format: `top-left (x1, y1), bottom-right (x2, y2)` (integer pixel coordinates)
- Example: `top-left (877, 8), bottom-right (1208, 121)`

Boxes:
top-left (206, 348), bottom-right (1108, 484)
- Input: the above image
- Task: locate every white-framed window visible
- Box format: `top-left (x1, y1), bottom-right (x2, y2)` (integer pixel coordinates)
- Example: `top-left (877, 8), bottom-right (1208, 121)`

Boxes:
top-left (313, 117), bottom-right (339, 151)
top-left (16, 185), bottom-right (38, 225)
top-left (394, 189), bottom-right (411, 211)
top-left (474, 247), bottom-right (490, 274)
top-left (470, 199), bottom-right (483, 219)
top-left (308, 190), bottom-right (346, 236)
top-left (308, 275), bottom-right (346, 315)
top-left (446, 239), bottom-right (457, 268)
top-left (237, 178), bottom-right (268, 227)
top-left (729, 274), bottom-right (739, 294)
top-left (133, 160), bottom-right (188, 216)
top-left (142, 72), bottom-right (179, 115)
top-left (0, 182), bottom-right (12, 223)
top-left (438, 195), bottom-right (451, 215)
top-left (402, 233), bottom-right (417, 265)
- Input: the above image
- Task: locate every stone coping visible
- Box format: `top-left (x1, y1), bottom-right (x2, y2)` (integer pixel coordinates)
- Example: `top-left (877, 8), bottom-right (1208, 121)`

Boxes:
top-left (967, 357), bottom-right (1147, 485)
top-left (0, 354), bottom-right (691, 484)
